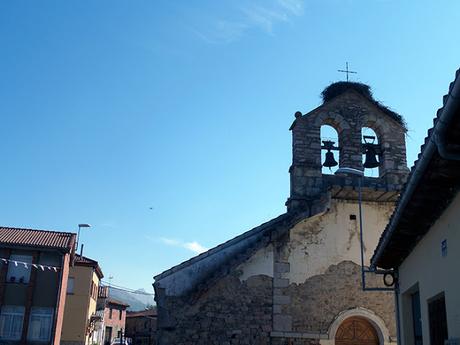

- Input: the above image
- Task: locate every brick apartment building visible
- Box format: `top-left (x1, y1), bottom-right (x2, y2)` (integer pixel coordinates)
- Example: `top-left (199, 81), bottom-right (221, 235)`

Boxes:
top-left (0, 226), bottom-right (76, 345)
top-left (99, 298), bottom-right (129, 345)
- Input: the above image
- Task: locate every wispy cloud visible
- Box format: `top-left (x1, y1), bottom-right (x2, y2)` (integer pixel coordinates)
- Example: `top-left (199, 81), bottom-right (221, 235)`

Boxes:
top-left (192, 20), bottom-right (249, 44)
top-left (241, 5), bottom-right (289, 34)
top-left (192, 0), bottom-right (305, 43)
top-left (277, 0), bottom-right (305, 16)
top-left (156, 237), bottom-right (208, 254)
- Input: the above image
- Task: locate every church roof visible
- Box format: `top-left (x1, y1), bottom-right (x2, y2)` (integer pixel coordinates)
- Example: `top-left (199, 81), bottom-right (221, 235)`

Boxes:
top-left (321, 82), bottom-right (406, 129)
top-left (154, 196), bottom-right (329, 298)
top-left (372, 68), bottom-right (460, 269)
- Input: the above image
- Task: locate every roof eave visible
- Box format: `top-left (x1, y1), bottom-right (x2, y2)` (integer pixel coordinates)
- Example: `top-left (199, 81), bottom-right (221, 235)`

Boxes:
top-left (371, 69), bottom-right (460, 268)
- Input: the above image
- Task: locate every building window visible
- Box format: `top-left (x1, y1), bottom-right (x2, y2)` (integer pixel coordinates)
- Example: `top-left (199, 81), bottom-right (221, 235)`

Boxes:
top-left (27, 307), bottom-right (53, 342)
top-left (0, 306), bottom-right (25, 340)
top-left (119, 310), bottom-right (122, 321)
top-left (91, 282), bottom-right (98, 300)
top-left (109, 309), bottom-right (113, 319)
top-left (7, 255), bottom-right (32, 284)
top-left (104, 326), bottom-right (112, 345)
top-left (428, 293), bottom-right (448, 345)
top-left (67, 277), bottom-right (75, 294)
top-left (411, 291), bottom-right (423, 345)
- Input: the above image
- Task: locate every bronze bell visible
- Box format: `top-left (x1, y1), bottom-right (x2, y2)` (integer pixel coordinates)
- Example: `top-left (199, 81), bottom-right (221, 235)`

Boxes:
top-left (363, 144), bottom-right (380, 169)
top-left (323, 150), bottom-right (338, 168)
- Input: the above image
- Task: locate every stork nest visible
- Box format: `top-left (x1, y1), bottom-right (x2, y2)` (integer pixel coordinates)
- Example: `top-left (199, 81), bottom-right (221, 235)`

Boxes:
top-left (321, 82), bottom-right (406, 129)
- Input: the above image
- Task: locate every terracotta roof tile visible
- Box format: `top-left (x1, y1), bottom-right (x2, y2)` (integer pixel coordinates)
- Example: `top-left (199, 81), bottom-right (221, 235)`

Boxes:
top-left (107, 298), bottom-right (130, 307)
top-left (127, 309), bottom-right (157, 318)
top-left (0, 226), bottom-right (76, 252)
top-left (74, 254), bottom-right (104, 279)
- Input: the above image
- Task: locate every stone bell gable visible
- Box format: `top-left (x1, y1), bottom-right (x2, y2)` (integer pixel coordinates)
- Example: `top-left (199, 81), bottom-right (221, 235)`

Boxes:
top-left (154, 82), bottom-right (408, 345)
top-left (287, 84), bottom-right (408, 212)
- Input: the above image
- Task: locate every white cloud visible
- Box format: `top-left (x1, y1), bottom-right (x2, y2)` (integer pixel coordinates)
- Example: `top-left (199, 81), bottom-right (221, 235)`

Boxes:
top-left (157, 237), bottom-right (208, 254)
top-left (242, 5), bottom-right (288, 33)
top-left (183, 241), bottom-right (208, 254)
top-left (192, 0), bottom-right (305, 43)
top-left (160, 237), bottom-right (180, 246)
top-left (190, 21), bottom-right (248, 44)
top-left (277, 0), bottom-right (305, 16)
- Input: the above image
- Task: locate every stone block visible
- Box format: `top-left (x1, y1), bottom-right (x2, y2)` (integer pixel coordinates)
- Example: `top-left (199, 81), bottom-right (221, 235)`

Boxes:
top-left (273, 314), bottom-right (292, 331)
top-left (273, 295), bottom-right (290, 305)
top-left (274, 278), bottom-right (289, 288)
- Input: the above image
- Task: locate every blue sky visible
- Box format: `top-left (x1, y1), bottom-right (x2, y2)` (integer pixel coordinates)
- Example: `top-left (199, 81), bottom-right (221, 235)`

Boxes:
top-left (1, 0), bottom-right (459, 293)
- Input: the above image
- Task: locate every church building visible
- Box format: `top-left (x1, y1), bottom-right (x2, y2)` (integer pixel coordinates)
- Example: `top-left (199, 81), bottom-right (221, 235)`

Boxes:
top-left (153, 82), bottom-right (409, 345)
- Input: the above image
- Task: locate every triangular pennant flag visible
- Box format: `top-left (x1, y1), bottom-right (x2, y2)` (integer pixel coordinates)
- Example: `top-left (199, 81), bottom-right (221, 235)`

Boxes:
top-left (23, 263), bottom-right (28, 269)
top-left (39, 265), bottom-right (45, 271)
top-left (47, 266), bottom-right (52, 271)
top-left (53, 267), bottom-right (57, 272)
top-left (2, 259), bottom-right (7, 264)
top-left (32, 264), bottom-right (38, 269)
top-left (14, 261), bottom-right (18, 267)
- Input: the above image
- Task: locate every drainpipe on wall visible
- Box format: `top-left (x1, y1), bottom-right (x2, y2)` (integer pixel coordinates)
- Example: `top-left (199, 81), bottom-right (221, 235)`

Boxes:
top-left (394, 269), bottom-right (402, 345)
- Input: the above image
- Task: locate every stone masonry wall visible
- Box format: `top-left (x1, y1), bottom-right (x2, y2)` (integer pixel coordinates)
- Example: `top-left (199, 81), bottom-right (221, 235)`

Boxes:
top-left (284, 261), bottom-right (396, 336)
top-left (157, 274), bottom-right (273, 345)
top-left (272, 338), bottom-right (320, 345)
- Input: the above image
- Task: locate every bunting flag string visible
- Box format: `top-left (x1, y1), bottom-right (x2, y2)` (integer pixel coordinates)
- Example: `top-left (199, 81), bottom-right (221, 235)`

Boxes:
top-left (0, 257), bottom-right (60, 272)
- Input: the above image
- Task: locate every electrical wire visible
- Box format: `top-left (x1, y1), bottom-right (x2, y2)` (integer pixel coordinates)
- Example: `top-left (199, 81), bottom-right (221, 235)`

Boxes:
top-left (100, 280), bottom-right (155, 296)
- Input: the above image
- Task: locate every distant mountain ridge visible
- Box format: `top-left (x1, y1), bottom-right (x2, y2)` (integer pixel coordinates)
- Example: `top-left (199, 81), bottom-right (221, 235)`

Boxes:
top-left (108, 287), bottom-right (155, 311)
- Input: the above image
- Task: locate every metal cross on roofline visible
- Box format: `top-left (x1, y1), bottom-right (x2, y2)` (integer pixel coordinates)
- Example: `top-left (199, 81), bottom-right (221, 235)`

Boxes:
top-left (338, 62), bottom-right (357, 82)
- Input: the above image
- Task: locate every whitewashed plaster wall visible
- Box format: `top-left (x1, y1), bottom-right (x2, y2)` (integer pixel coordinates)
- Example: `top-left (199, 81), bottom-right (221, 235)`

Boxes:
top-left (237, 244), bottom-right (274, 281)
top-left (236, 199), bottom-right (393, 284)
top-left (398, 192), bottom-right (460, 344)
top-left (288, 199), bottom-right (394, 284)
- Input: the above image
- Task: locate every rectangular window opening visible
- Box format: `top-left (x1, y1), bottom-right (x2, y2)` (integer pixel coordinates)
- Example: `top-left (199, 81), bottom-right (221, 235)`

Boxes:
top-left (0, 306), bottom-right (25, 340)
top-left (7, 255), bottom-right (33, 284)
top-left (67, 277), bottom-right (75, 294)
top-left (27, 307), bottom-right (53, 342)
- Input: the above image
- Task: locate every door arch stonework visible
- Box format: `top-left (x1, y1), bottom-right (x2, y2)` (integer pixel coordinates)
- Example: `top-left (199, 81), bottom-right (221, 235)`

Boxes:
top-left (327, 307), bottom-right (390, 345)
top-left (335, 317), bottom-right (379, 345)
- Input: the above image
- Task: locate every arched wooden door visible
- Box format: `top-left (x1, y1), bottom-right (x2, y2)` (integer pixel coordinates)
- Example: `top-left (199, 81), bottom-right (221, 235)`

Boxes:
top-left (335, 317), bottom-right (380, 345)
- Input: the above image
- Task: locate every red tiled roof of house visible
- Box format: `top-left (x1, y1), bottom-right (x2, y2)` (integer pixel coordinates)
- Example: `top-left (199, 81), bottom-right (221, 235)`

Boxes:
top-left (127, 309), bottom-right (157, 318)
top-left (107, 298), bottom-right (130, 308)
top-left (0, 226), bottom-right (76, 252)
top-left (74, 254), bottom-right (104, 279)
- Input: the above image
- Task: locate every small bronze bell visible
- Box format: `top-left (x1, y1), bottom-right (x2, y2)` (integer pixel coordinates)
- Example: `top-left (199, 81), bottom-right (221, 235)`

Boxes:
top-left (323, 150), bottom-right (338, 168)
top-left (322, 140), bottom-right (339, 168)
top-left (363, 144), bottom-right (380, 169)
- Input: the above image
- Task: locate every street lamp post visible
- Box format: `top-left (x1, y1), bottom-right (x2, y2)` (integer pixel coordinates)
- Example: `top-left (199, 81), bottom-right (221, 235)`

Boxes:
top-left (335, 168), bottom-right (395, 291)
top-left (335, 168), bottom-right (366, 289)
top-left (336, 167), bottom-right (401, 341)
top-left (77, 223), bottom-right (91, 255)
